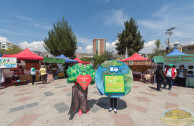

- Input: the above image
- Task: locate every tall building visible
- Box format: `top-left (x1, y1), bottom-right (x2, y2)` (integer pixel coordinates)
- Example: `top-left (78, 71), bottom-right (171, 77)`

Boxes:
top-left (93, 38), bottom-right (106, 55)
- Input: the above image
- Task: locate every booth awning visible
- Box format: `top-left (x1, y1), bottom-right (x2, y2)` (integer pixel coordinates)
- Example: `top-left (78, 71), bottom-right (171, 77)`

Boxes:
top-left (166, 49), bottom-right (187, 56)
top-left (74, 58), bottom-right (90, 64)
top-left (56, 54), bottom-right (78, 63)
top-left (43, 57), bottom-right (65, 64)
top-left (120, 53), bottom-right (149, 62)
top-left (2, 48), bottom-right (43, 60)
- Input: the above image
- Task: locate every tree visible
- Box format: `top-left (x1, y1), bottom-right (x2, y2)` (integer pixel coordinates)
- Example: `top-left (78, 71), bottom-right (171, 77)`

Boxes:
top-left (104, 51), bottom-right (116, 60)
top-left (0, 45), bottom-right (23, 55)
top-left (148, 39), bottom-right (166, 59)
top-left (92, 51), bottom-right (116, 68)
top-left (93, 53), bottom-right (107, 68)
top-left (116, 18), bottom-right (144, 56)
top-left (44, 17), bottom-right (77, 58)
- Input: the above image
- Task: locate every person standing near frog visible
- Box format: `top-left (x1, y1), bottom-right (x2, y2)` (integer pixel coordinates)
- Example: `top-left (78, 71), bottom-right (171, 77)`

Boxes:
top-left (95, 60), bottom-right (133, 114)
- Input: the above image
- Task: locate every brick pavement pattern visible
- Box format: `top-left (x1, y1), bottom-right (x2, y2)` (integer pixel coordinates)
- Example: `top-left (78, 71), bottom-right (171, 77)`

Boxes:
top-left (0, 79), bottom-right (193, 126)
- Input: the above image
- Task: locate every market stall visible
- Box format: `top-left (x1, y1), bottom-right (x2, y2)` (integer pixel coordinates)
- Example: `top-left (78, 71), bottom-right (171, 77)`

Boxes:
top-left (43, 57), bottom-right (65, 81)
top-left (56, 54), bottom-right (78, 77)
top-left (154, 49), bottom-right (194, 87)
top-left (120, 53), bottom-right (155, 82)
top-left (0, 57), bottom-right (17, 87)
top-left (2, 48), bottom-right (43, 83)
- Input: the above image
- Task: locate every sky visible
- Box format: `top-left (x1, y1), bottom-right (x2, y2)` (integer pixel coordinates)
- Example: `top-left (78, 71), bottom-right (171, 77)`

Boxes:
top-left (0, 0), bottom-right (194, 54)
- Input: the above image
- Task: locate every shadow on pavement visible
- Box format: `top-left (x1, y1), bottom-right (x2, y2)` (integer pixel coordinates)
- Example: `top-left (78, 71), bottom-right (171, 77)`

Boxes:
top-left (69, 99), bottom-right (97, 120)
top-left (149, 86), bottom-right (158, 91)
top-left (96, 97), bottom-right (127, 110)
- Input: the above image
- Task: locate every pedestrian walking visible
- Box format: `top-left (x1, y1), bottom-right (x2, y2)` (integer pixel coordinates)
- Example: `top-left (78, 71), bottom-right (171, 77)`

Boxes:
top-left (155, 65), bottom-right (165, 91)
top-left (164, 64), bottom-right (177, 90)
top-left (39, 65), bottom-right (47, 84)
top-left (30, 65), bottom-right (36, 85)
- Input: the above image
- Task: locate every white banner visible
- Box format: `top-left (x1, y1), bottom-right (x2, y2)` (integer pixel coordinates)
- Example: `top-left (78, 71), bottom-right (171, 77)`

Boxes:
top-left (0, 57), bottom-right (17, 68)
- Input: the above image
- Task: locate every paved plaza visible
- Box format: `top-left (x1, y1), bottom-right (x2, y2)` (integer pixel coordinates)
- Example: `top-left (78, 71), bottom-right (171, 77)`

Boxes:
top-left (0, 79), bottom-right (194, 126)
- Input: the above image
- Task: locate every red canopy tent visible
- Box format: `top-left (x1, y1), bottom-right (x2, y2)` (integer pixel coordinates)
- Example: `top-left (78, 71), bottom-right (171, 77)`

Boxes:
top-left (2, 48), bottom-right (43, 60)
top-left (74, 58), bottom-right (90, 64)
top-left (120, 53), bottom-right (149, 61)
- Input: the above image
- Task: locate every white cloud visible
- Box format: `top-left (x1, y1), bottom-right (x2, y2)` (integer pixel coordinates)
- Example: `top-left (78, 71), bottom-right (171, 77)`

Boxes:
top-left (106, 39), bottom-right (118, 52)
top-left (139, 40), bottom-right (157, 54)
top-left (16, 13), bottom-right (35, 21)
top-left (34, 24), bottom-right (51, 30)
top-left (77, 46), bottom-right (84, 53)
top-left (103, 9), bottom-right (128, 26)
top-left (0, 36), bottom-right (9, 42)
top-left (86, 45), bottom-right (93, 53)
top-left (140, 39), bottom-right (194, 54)
top-left (171, 41), bottom-right (194, 47)
top-left (19, 41), bottom-right (46, 52)
top-left (138, 3), bottom-right (194, 44)
top-left (77, 36), bottom-right (92, 44)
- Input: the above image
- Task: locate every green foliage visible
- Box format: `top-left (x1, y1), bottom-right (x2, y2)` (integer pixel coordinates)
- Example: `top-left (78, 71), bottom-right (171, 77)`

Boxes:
top-left (0, 45), bottom-right (23, 55)
top-left (148, 39), bottom-right (167, 59)
top-left (66, 64), bottom-right (95, 84)
top-left (93, 53), bottom-right (107, 68)
top-left (80, 57), bottom-right (92, 62)
top-left (93, 51), bottom-right (117, 68)
top-left (44, 17), bottom-right (77, 57)
top-left (105, 51), bottom-right (116, 60)
top-left (116, 18), bottom-right (144, 56)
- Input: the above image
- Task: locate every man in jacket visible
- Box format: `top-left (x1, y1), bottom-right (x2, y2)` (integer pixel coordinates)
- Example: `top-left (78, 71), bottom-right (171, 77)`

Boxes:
top-left (155, 65), bottom-right (165, 91)
top-left (164, 64), bottom-right (177, 90)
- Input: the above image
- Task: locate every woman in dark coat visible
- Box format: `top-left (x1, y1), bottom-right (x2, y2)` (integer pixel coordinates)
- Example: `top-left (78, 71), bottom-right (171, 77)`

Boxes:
top-left (155, 65), bottom-right (165, 91)
top-left (68, 81), bottom-right (90, 118)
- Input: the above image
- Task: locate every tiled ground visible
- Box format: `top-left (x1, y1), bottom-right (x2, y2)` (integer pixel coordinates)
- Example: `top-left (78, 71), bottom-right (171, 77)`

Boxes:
top-left (0, 79), bottom-right (193, 126)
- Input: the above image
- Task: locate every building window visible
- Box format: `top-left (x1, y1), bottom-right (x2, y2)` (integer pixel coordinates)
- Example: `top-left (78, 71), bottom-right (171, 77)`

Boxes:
top-left (96, 39), bottom-right (98, 54)
top-left (1, 45), bottom-right (6, 49)
top-left (104, 40), bottom-right (106, 52)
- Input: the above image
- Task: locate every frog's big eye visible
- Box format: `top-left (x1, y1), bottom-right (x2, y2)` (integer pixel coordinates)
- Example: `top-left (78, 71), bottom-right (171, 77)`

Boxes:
top-left (109, 66), bottom-right (114, 73)
top-left (114, 66), bottom-right (119, 73)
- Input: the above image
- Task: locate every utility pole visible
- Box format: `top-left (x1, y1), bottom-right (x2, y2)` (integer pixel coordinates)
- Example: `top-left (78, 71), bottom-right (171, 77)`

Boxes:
top-left (165, 27), bottom-right (176, 53)
top-left (125, 47), bottom-right (128, 58)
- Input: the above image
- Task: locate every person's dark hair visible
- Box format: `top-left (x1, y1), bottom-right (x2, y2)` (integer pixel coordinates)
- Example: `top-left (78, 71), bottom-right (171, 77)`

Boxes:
top-left (32, 65), bottom-right (34, 67)
top-left (181, 65), bottom-right (185, 68)
top-left (157, 65), bottom-right (162, 69)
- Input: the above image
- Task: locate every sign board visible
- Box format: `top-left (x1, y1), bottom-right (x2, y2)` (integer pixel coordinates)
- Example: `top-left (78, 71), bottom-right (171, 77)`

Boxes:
top-left (154, 54), bottom-right (194, 63)
top-left (0, 57), bottom-right (17, 68)
top-left (129, 61), bottom-right (133, 65)
top-left (104, 75), bottom-right (125, 93)
top-left (77, 74), bottom-right (92, 90)
top-left (132, 60), bottom-right (152, 65)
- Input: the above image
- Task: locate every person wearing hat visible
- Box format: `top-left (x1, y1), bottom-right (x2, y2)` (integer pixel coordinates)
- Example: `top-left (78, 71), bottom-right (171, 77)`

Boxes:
top-left (164, 64), bottom-right (177, 90)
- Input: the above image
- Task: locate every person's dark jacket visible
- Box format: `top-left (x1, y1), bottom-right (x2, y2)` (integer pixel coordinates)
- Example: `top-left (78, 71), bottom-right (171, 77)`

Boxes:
top-left (177, 69), bottom-right (187, 78)
top-left (155, 66), bottom-right (165, 82)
